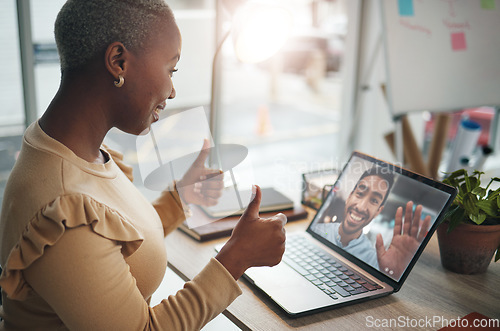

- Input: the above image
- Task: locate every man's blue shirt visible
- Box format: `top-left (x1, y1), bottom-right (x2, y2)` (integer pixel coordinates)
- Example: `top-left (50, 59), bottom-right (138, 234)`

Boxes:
top-left (313, 222), bottom-right (379, 270)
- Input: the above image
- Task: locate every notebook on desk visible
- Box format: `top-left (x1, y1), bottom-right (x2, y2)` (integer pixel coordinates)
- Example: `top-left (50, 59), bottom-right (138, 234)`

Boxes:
top-left (217, 151), bottom-right (457, 317)
top-left (200, 187), bottom-right (294, 218)
top-left (180, 205), bottom-right (307, 241)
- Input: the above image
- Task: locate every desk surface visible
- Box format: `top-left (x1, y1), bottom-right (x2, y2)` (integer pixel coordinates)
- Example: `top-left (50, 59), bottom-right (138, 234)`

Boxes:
top-left (165, 211), bottom-right (500, 330)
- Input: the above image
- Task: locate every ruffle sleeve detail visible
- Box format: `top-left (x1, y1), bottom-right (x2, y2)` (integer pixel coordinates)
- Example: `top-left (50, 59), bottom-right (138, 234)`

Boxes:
top-left (0, 194), bottom-right (144, 300)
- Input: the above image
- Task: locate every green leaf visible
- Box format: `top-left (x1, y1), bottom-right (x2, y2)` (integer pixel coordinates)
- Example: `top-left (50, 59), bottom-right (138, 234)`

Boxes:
top-left (443, 169), bottom-right (467, 188)
top-left (488, 190), bottom-right (500, 199)
top-left (469, 176), bottom-right (479, 190)
top-left (472, 170), bottom-right (485, 176)
top-left (464, 173), bottom-right (472, 192)
top-left (469, 210), bottom-right (486, 225)
top-left (443, 204), bottom-right (460, 220)
top-left (459, 183), bottom-right (469, 197)
top-left (444, 169), bottom-right (466, 181)
top-left (462, 193), bottom-right (478, 215)
top-left (476, 199), bottom-right (498, 217)
top-left (472, 187), bottom-right (487, 198)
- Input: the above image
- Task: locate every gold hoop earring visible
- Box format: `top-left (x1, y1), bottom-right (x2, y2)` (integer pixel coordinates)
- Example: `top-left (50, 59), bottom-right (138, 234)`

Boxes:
top-left (114, 75), bottom-right (124, 88)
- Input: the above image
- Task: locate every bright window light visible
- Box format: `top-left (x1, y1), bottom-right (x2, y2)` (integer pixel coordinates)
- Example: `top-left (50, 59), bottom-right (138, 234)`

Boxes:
top-left (232, 4), bottom-right (292, 63)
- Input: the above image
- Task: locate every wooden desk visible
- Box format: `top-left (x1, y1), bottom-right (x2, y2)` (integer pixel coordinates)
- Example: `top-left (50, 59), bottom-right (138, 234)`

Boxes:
top-left (164, 214), bottom-right (500, 330)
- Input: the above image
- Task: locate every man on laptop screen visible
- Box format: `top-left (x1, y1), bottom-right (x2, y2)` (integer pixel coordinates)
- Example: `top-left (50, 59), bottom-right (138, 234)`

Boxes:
top-left (312, 165), bottom-right (432, 280)
top-left (220, 152), bottom-right (456, 317)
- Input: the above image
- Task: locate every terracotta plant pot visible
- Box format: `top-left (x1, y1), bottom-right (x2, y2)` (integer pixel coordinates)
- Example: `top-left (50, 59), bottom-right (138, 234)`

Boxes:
top-left (437, 222), bottom-right (500, 274)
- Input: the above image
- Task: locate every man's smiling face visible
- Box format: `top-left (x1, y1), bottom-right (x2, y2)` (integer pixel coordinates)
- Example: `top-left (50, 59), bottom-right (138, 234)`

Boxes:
top-left (342, 175), bottom-right (389, 236)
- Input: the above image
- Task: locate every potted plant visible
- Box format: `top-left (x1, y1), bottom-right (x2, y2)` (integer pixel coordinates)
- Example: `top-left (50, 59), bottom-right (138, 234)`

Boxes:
top-left (438, 169), bottom-right (500, 274)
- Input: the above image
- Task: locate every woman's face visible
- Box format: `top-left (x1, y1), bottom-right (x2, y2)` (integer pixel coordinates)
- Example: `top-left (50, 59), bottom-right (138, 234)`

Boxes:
top-left (116, 18), bottom-right (181, 135)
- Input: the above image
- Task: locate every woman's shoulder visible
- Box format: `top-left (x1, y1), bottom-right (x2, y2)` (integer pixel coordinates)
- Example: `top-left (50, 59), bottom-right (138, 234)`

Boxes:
top-left (2, 131), bottom-right (133, 232)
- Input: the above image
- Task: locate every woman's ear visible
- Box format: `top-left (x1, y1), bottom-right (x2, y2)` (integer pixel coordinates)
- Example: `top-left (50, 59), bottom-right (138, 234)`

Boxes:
top-left (104, 42), bottom-right (128, 79)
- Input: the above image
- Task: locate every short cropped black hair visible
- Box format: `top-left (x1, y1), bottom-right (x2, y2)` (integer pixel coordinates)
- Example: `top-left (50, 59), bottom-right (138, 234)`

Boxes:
top-left (355, 167), bottom-right (394, 206)
top-left (55, 0), bottom-right (175, 72)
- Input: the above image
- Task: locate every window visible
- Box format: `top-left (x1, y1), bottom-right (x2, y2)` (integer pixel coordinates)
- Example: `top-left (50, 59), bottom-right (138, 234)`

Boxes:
top-left (217, 0), bottom-right (347, 200)
top-left (0, 0), bottom-right (24, 203)
top-left (0, 0), bottom-right (24, 129)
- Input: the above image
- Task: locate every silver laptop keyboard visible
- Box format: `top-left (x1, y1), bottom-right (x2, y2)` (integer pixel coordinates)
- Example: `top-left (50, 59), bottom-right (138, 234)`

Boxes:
top-left (283, 235), bottom-right (383, 300)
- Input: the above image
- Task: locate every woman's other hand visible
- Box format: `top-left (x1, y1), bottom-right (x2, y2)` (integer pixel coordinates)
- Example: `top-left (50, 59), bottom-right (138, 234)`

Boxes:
top-left (176, 139), bottom-right (224, 207)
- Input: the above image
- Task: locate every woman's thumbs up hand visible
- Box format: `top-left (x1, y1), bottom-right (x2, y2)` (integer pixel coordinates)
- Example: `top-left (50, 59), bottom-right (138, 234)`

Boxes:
top-left (216, 185), bottom-right (287, 280)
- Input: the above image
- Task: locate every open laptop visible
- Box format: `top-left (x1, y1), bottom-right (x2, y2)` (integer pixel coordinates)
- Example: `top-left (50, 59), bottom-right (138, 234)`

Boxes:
top-left (218, 151), bottom-right (457, 317)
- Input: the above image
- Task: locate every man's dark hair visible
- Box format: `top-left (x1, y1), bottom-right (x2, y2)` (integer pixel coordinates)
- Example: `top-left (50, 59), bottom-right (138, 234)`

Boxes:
top-left (355, 167), bottom-right (395, 206)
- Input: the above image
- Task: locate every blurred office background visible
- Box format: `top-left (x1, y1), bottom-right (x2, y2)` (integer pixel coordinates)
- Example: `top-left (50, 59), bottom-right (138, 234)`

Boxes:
top-left (0, 0), bottom-right (351, 203)
top-left (1, 0), bottom-right (497, 203)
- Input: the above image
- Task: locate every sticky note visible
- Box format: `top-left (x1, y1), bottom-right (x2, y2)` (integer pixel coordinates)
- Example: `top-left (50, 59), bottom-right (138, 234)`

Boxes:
top-left (398, 0), bottom-right (415, 16)
top-left (481, 0), bottom-right (495, 9)
top-left (451, 32), bottom-right (467, 51)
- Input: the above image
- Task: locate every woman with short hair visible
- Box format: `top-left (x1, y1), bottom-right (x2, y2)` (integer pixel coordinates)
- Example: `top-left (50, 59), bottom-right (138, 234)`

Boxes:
top-left (0, 1), bottom-right (286, 329)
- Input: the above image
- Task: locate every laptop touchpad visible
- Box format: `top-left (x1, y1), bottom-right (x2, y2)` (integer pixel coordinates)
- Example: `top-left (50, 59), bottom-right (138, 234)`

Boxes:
top-left (245, 263), bottom-right (333, 314)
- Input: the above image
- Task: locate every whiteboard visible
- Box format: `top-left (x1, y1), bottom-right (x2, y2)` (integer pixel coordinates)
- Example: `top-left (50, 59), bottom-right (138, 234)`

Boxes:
top-left (381, 0), bottom-right (500, 116)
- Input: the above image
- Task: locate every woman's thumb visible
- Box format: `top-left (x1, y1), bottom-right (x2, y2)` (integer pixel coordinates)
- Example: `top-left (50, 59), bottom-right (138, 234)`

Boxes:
top-left (193, 139), bottom-right (211, 166)
top-left (242, 185), bottom-right (261, 219)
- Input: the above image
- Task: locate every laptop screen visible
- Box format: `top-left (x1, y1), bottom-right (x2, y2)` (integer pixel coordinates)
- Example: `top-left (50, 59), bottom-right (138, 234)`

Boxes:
top-left (308, 152), bottom-right (455, 282)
